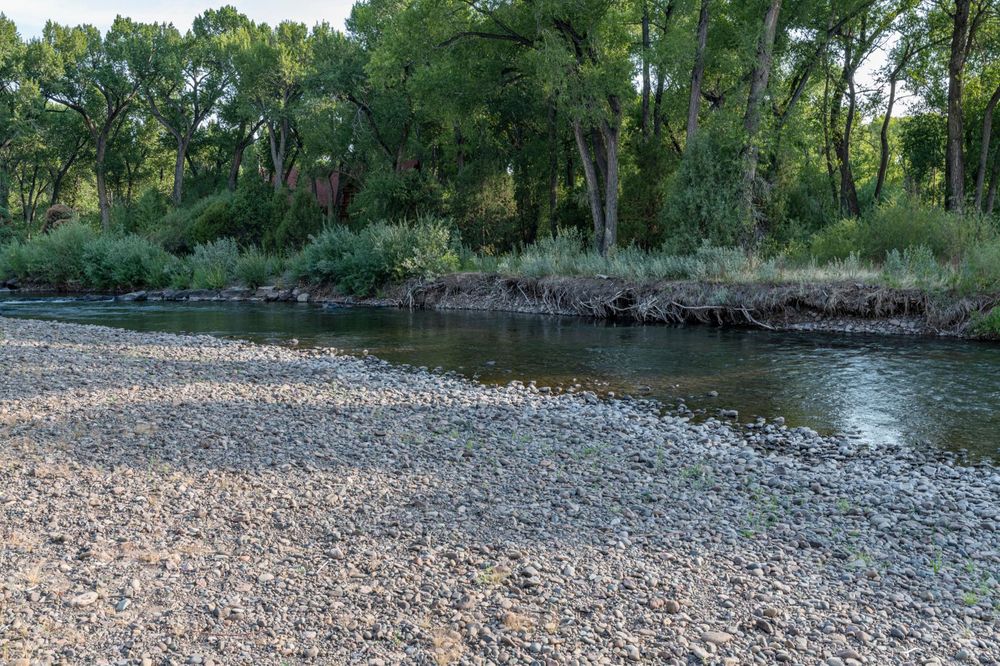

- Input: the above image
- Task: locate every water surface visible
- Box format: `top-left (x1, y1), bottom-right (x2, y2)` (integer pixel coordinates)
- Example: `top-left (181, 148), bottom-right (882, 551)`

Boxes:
top-left (1, 296), bottom-right (997, 459)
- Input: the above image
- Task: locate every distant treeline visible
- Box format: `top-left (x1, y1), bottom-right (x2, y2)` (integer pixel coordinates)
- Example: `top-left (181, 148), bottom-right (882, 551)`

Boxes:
top-left (1, 1), bottom-right (1000, 258)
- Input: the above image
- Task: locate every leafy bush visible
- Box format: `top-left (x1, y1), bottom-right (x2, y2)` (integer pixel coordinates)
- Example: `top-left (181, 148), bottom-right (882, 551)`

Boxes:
top-left (516, 228), bottom-right (587, 277)
top-left (295, 217), bottom-right (460, 295)
top-left (957, 238), bottom-right (1000, 293)
top-left (152, 196), bottom-right (221, 255)
top-left (880, 245), bottom-right (947, 290)
top-left (3, 222), bottom-right (97, 285)
top-left (270, 187), bottom-right (324, 251)
top-left (189, 193), bottom-right (235, 245)
top-left (230, 179), bottom-right (286, 247)
top-left (808, 218), bottom-right (862, 263)
top-left (235, 248), bottom-right (282, 289)
top-left (348, 169), bottom-right (443, 225)
top-left (660, 127), bottom-right (747, 253)
top-left (971, 306), bottom-right (1000, 337)
top-left (0, 222), bottom-right (172, 290)
top-left (81, 235), bottom-right (172, 290)
top-left (188, 238), bottom-right (240, 290)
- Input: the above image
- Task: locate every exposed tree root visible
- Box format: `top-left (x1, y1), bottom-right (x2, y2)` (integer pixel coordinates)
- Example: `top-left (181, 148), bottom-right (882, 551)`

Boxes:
top-left (397, 273), bottom-right (1000, 337)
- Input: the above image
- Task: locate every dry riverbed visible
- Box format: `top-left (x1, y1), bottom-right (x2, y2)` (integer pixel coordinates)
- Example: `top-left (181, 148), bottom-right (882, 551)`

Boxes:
top-left (0, 317), bottom-right (997, 666)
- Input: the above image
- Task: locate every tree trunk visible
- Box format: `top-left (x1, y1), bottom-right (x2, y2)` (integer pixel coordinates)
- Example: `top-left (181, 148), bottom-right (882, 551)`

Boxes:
top-left (573, 120), bottom-right (606, 254)
top-left (945, 0), bottom-right (971, 213)
top-left (172, 137), bottom-right (188, 206)
top-left (833, 58), bottom-right (861, 216)
top-left (653, 69), bottom-right (665, 139)
top-left (875, 77), bottom-right (897, 202)
top-left (454, 124), bottom-right (465, 170)
top-left (742, 0), bottom-right (783, 216)
top-left (548, 104), bottom-right (558, 219)
top-left (686, 0), bottom-right (710, 145)
top-left (228, 143), bottom-right (246, 192)
top-left (601, 119), bottom-right (619, 253)
top-left (987, 153), bottom-right (1000, 214)
top-left (641, 2), bottom-right (651, 138)
top-left (95, 134), bottom-right (111, 230)
top-left (974, 83), bottom-right (1000, 211)
top-left (268, 119), bottom-right (287, 192)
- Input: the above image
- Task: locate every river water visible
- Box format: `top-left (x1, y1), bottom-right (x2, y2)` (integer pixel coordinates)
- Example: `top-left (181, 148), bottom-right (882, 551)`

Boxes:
top-left (1, 296), bottom-right (998, 459)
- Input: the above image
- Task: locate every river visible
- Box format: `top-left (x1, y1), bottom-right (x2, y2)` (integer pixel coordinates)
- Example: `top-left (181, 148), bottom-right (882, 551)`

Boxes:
top-left (1, 295), bottom-right (997, 460)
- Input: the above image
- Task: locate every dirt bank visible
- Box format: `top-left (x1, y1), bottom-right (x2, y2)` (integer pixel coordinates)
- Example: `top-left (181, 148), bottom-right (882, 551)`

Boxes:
top-left (398, 273), bottom-right (1000, 338)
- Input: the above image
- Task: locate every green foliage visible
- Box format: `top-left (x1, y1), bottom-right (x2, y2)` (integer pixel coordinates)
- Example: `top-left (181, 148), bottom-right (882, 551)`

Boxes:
top-left (957, 239), bottom-right (1000, 293)
top-left (881, 245), bottom-right (948, 290)
top-left (271, 187), bottom-right (324, 250)
top-left (660, 128), bottom-right (747, 254)
top-left (294, 217), bottom-right (461, 295)
top-left (81, 235), bottom-right (171, 290)
top-left (235, 248), bottom-right (283, 288)
top-left (188, 238), bottom-right (240, 290)
top-left (0, 222), bottom-right (96, 285)
top-left (809, 199), bottom-right (994, 264)
top-left (189, 193), bottom-right (236, 245)
top-left (970, 306), bottom-right (1000, 338)
top-left (0, 222), bottom-right (170, 289)
top-left (348, 170), bottom-right (443, 226)
top-left (230, 178), bottom-right (285, 247)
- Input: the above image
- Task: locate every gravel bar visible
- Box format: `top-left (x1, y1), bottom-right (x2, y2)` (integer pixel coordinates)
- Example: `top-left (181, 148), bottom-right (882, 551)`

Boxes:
top-left (0, 317), bottom-right (997, 665)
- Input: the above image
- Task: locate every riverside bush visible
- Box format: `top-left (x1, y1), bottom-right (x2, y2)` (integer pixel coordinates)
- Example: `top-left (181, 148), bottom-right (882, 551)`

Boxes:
top-left (809, 199), bottom-right (994, 263)
top-left (294, 217), bottom-right (461, 295)
top-left (235, 248), bottom-right (283, 289)
top-left (0, 222), bottom-right (171, 289)
top-left (81, 235), bottom-right (172, 290)
top-left (188, 238), bottom-right (240, 290)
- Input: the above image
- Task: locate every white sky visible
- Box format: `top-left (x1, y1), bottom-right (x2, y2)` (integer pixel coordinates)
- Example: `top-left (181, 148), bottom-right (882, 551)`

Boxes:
top-left (4, 1), bottom-right (356, 38)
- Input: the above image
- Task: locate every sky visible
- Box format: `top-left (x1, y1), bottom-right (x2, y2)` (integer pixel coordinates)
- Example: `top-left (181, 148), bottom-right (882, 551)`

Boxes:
top-left (4, 1), bottom-right (356, 38)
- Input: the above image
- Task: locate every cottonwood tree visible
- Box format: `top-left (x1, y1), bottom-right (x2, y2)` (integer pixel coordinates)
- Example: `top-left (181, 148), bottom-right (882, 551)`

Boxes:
top-left (27, 19), bottom-right (145, 228)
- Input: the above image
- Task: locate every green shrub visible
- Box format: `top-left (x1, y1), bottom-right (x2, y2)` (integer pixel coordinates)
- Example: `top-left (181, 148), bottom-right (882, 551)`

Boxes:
top-left (660, 127), bottom-right (747, 253)
top-left (189, 238), bottom-right (240, 290)
top-left (971, 306), bottom-right (1000, 337)
top-left (348, 169), bottom-right (443, 225)
top-left (6, 222), bottom-right (97, 286)
top-left (809, 218), bottom-right (862, 263)
top-left (690, 245), bottom-right (751, 281)
top-left (857, 200), bottom-right (981, 262)
top-left (957, 238), bottom-right (1000, 293)
top-left (516, 228), bottom-right (587, 277)
top-left (152, 196), bottom-right (220, 255)
top-left (271, 187), bottom-right (324, 251)
top-left (880, 245), bottom-right (948, 290)
top-left (295, 216), bottom-right (460, 295)
top-left (189, 193), bottom-right (235, 245)
top-left (81, 235), bottom-right (172, 290)
top-left (164, 256), bottom-right (193, 289)
top-left (235, 248), bottom-right (282, 289)
top-left (230, 178), bottom-right (285, 247)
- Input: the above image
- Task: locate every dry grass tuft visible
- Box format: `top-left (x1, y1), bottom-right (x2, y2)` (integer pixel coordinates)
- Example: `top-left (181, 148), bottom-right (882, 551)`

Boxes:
top-left (429, 627), bottom-right (464, 665)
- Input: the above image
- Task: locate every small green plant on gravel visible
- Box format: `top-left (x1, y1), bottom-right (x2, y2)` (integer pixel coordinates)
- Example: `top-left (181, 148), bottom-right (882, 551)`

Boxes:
top-left (835, 498), bottom-right (852, 513)
top-left (680, 463), bottom-right (715, 490)
top-left (963, 591), bottom-right (980, 606)
top-left (931, 550), bottom-right (945, 575)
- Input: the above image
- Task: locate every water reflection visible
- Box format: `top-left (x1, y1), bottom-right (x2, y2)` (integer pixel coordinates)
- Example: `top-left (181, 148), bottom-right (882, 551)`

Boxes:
top-left (1, 296), bottom-right (998, 458)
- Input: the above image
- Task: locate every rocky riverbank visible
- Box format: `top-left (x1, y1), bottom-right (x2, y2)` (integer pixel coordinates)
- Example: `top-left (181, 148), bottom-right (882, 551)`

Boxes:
top-left (5, 272), bottom-right (1000, 338)
top-left (1, 316), bottom-right (997, 665)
